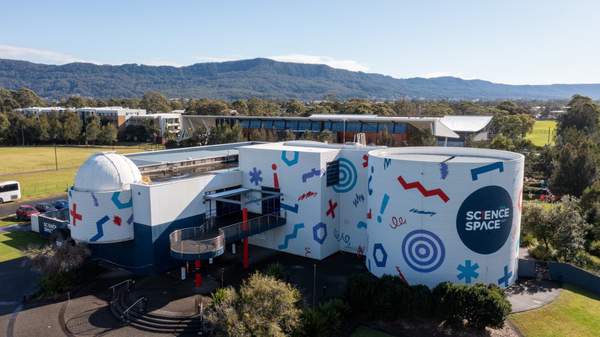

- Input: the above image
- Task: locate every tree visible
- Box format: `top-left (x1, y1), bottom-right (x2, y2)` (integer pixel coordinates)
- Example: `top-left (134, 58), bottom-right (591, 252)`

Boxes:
top-left (37, 115), bottom-right (51, 143)
top-left (61, 111), bottom-right (82, 144)
top-left (64, 96), bottom-right (89, 108)
top-left (140, 91), bottom-right (171, 113)
top-left (98, 124), bottom-right (118, 145)
top-left (85, 116), bottom-right (102, 144)
top-left (558, 95), bottom-right (600, 136)
top-left (407, 125), bottom-right (436, 146)
top-left (522, 202), bottom-right (552, 249)
top-left (317, 130), bottom-right (334, 143)
top-left (377, 128), bottom-right (394, 146)
top-left (496, 100), bottom-right (529, 115)
top-left (489, 114), bottom-right (535, 139)
top-left (549, 129), bottom-right (598, 197)
top-left (15, 87), bottom-right (45, 107)
top-left (231, 100), bottom-right (249, 115)
top-left (283, 129), bottom-right (296, 141)
top-left (207, 273), bottom-right (301, 337)
top-left (189, 99), bottom-right (229, 115)
top-left (0, 113), bottom-right (9, 144)
top-left (284, 99), bottom-right (305, 115)
top-left (547, 196), bottom-right (589, 261)
top-left (0, 88), bottom-right (19, 112)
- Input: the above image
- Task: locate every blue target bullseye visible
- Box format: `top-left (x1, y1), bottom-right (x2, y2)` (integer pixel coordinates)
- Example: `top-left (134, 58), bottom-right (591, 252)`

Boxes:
top-left (402, 229), bottom-right (445, 273)
top-left (333, 158), bottom-right (357, 193)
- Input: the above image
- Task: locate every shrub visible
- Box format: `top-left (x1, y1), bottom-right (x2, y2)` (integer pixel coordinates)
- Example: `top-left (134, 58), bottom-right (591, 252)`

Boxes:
top-left (520, 232), bottom-right (538, 248)
top-left (344, 273), bottom-right (379, 318)
top-left (27, 243), bottom-right (90, 274)
top-left (409, 284), bottom-right (434, 317)
top-left (38, 271), bottom-right (77, 297)
top-left (529, 244), bottom-right (555, 260)
top-left (207, 272), bottom-right (301, 337)
top-left (294, 299), bottom-right (350, 337)
top-left (263, 262), bottom-right (287, 280)
top-left (589, 240), bottom-right (600, 257)
top-left (433, 282), bottom-right (511, 330)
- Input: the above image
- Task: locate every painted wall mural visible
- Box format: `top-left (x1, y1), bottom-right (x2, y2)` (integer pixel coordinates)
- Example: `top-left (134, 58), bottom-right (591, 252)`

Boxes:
top-left (366, 147), bottom-right (524, 288)
top-left (69, 188), bottom-right (134, 243)
top-left (239, 144), bottom-right (374, 259)
top-left (239, 144), bottom-right (523, 289)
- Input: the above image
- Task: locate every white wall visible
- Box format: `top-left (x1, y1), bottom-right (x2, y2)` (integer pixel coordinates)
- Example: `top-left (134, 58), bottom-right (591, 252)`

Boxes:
top-left (68, 188), bottom-right (134, 243)
top-left (366, 148), bottom-right (524, 288)
top-left (239, 143), bottom-right (376, 260)
top-left (240, 144), bottom-right (341, 259)
top-left (139, 170), bottom-right (242, 226)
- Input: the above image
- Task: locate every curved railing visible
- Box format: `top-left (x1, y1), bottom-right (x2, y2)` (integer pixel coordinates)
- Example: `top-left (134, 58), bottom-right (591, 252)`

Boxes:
top-left (169, 226), bottom-right (225, 260)
top-left (169, 212), bottom-right (286, 261)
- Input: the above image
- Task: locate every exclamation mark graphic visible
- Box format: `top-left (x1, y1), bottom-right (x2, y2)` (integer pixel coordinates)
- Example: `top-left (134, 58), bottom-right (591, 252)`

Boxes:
top-left (377, 193), bottom-right (390, 223)
top-left (272, 163), bottom-right (280, 189)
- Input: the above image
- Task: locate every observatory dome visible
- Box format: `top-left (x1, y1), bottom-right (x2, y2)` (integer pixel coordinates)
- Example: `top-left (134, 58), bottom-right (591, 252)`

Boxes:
top-left (73, 152), bottom-right (142, 192)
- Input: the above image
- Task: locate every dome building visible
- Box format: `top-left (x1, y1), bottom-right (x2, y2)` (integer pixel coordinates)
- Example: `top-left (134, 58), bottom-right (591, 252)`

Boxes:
top-left (69, 153), bottom-right (141, 243)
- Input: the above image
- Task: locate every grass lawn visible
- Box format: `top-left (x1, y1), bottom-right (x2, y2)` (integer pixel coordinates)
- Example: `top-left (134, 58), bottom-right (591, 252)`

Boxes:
top-left (0, 145), bottom-right (152, 200)
top-left (526, 120), bottom-right (557, 147)
top-left (0, 216), bottom-right (26, 227)
top-left (351, 326), bottom-right (394, 337)
top-left (510, 286), bottom-right (600, 337)
top-left (0, 230), bottom-right (45, 262)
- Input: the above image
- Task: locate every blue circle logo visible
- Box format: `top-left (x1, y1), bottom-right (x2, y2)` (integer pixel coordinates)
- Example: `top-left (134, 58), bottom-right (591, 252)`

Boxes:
top-left (333, 158), bottom-right (357, 193)
top-left (402, 229), bottom-right (445, 273)
top-left (456, 185), bottom-right (513, 255)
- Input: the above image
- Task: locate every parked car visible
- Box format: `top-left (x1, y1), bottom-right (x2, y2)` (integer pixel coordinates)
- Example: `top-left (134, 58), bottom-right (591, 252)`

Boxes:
top-left (34, 202), bottom-right (57, 213)
top-left (53, 199), bottom-right (69, 210)
top-left (16, 205), bottom-right (40, 220)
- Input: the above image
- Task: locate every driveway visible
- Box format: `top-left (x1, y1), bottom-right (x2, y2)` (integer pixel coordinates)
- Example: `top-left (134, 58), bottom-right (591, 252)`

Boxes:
top-left (0, 194), bottom-right (67, 218)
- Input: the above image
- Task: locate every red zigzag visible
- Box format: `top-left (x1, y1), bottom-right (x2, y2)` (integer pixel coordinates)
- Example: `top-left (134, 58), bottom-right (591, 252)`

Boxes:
top-left (397, 176), bottom-right (449, 203)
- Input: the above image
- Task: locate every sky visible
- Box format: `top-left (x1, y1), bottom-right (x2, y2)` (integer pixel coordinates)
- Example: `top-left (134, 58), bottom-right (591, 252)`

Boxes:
top-left (1, 0), bottom-right (599, 85)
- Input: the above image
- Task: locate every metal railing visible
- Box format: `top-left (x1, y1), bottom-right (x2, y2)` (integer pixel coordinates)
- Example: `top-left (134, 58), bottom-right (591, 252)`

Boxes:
top-left (220, 212), bottom-right (286, 243)
top-left (169, 225), bottom-right (226, 257)
top-left (122, 297), bottom-right (148, 322)
top-left (169, 212), bottom-right (286, 257)
top-left (109, 279), bottom-right (134, 300)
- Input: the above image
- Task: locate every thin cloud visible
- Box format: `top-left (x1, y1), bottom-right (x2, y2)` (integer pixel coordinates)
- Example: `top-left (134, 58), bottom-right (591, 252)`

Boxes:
top-left (0, 44), bottom-right (85, 64)
top-left (269, 54), bottom-right (369, 72)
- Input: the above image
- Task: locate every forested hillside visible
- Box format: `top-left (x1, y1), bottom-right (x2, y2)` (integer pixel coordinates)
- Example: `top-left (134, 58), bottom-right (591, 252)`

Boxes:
top-left (1, 58), bottom-right (599, 100)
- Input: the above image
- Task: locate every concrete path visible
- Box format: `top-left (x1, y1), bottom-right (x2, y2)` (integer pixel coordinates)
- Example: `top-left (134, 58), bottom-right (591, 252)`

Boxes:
top-left (506, 279), bottom-right (561, 313)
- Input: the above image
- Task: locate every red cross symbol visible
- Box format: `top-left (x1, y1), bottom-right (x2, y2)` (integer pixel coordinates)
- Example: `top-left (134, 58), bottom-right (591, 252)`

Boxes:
top-left (70, 203), bottom-right (82, 226)
top-left (113, 215), bottom-right (122, 226)
top-left (326, 200), bottom-right (337, 218)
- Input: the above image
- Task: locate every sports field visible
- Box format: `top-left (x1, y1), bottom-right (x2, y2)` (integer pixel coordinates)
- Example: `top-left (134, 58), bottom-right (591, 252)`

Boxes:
top-left (510, 286), bottom-right (600, 337)
top-left (0, 145), bottom-right (154, 200)
top-left (526, 120), bottom-right (557, 146)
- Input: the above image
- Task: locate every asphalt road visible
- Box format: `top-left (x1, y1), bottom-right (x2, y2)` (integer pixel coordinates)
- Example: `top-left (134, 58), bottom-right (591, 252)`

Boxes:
top-left (0, 194), bottom-right (67, 218)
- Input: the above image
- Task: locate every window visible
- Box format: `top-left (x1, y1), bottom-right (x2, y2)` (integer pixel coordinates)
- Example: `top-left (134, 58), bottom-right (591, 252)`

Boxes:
top-left (326, 160), bottom-right (340, 187)
top-left (0, 183), bottom-right (18, 192)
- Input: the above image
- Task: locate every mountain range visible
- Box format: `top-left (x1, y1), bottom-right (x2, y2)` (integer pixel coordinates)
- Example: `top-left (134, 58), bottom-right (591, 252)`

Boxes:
top-left (0, 58), bottom-right (599, 100)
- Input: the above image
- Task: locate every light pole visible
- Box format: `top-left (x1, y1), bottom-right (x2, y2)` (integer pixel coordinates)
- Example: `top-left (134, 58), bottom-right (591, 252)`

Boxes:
top-left (53, 133), bottom-right (58, 171)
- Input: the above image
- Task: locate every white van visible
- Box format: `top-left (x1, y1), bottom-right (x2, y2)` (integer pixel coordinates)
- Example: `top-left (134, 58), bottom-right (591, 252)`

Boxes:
top-left (0, 181), bottom-right (21, 203)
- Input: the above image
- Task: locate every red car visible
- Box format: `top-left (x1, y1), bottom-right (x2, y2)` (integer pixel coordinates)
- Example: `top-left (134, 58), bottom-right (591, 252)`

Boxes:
top-left (16, 205), bottom-right (40, 221)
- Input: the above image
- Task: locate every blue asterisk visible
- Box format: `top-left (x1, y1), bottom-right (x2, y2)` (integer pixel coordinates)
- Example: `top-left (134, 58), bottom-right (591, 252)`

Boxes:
top-left (498, 265), bottom-right (513, 287)
top-left (249, 167), bottom-right (263, 186)
top-left (457, 259), bottom-right (479, 284)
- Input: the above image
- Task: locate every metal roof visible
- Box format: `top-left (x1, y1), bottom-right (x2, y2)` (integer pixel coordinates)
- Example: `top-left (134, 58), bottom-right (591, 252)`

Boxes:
top-left (126, 142), bottom-right (261, 168)
top-left (438, 116), bottom-right (493, 133)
